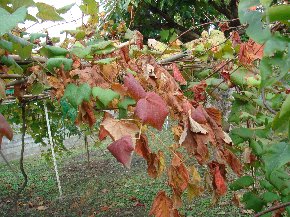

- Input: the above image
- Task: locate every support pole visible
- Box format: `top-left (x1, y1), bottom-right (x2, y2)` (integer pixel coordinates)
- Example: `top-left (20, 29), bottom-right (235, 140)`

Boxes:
top-left (44, 101), bottom-right (63, 198)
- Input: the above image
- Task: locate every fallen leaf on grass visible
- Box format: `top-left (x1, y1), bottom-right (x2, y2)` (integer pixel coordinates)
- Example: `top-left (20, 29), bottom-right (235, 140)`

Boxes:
top-left (37, 205), bottom-right (48, 211)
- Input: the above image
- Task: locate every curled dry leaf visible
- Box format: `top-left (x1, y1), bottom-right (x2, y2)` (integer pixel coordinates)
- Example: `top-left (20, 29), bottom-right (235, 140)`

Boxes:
top-left (147, 151), bottom-right (165, 178)
top-left (135, 134), bottom-right (150, 161)
top-left (101, 113), bottom-right (140, 142)
top-left (149, 191), bottom-right (181, 217)
top-left (135, 92), bottom-right (169, 130)
top-left (107, 135), bottom-right (134, 169)
top-left (0, 114), bottom-right (13, 147)
top-left (188, 110), bottom-right (207, 134)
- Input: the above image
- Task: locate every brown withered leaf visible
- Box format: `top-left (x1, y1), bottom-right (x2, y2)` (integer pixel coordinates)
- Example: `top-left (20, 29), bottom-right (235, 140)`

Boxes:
top-left (76, 102), bottom-right (96, 127)
top-left (47, 76), bottom-right (64, 99)
top-left (205, 107), bottom-right (222, 126)
top-left (222, 149), bottom-right (243, 176)
top-left (238, 39), bottom-right (264, 66)
top-left (181, 125), bottom-right (209, 164)
top-left (218, 22), bottom-right (230, 32)
top-left (101, 114), bottom-right (139, 142)
top-left (135, 134), bottom-right (150, 161)
top-left (168, 153), bottom-right (189, 193)
top-left (149, 191), bottom-right (181, 217)
top-left (70, 66), bottom-right (109, 88)
top-left (100, 63), bottom-right (119, 82)
top-left (147, 151), bottom-right (165, 178)
top-left (107, 135), bottom-right (134, 169)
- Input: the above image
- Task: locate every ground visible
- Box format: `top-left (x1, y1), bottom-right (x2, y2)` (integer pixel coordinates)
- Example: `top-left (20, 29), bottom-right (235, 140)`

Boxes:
top-left (0, 130), bottom-right (248, 217)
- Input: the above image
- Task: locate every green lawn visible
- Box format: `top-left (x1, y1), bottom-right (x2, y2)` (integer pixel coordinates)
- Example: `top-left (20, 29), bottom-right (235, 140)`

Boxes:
top-left (0, 130), bottom-right (247, 217)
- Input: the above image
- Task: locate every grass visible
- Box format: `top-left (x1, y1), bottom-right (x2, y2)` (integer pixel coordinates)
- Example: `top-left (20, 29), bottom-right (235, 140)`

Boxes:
top-left (0, 129), bottom-right (247, 217)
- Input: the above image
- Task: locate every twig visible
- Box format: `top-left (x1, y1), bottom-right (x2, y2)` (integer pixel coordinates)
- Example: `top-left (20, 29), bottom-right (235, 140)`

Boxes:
top-left (0, 150), bottom-right (20, 180)
top-left (0, 74), bottom-right (24, 79)
top-left (254, 202), bottom-right (290, 217)
top-left (14, 102), bottom-right (28, 211)
top-left (261, 88), bottom-right (277, 114)
top-left (5, 79), bottom-right (27, 87)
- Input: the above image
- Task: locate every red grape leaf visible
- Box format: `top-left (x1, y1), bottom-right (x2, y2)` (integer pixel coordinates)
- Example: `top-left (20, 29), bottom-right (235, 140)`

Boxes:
top-left (0, 114), bottom-right (13, 147)
top-left (208, 161), bottom-right (227, 196)
top-left (172, 63), bottom-right (187, 85)
top-left (149, 191), bottom-right (181, 217)
top-left (135, 134), bottom-right (151, 161)
top-left (107, 135), bottom-right (134, 169)
top-left (124, 73), bottom-right (146, 100)
top-left (135, 92), bottom-right (169, 130)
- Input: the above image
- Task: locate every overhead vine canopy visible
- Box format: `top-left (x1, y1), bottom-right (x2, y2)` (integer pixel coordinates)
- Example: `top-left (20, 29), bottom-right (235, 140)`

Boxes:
top-left (0, 0), bottom-right (289, 216)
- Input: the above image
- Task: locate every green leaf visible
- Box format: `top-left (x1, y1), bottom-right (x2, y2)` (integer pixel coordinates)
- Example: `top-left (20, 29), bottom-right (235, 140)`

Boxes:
top-left (46, 58), bottom-right (73, 73)
top-left (260, 55), bottom-right (289, 88)
top-left (60, 98), bottom-right (77, 122)
top-left (12, 43), bottom-right (33, 60)
top-left (0, 39), bottom-right (13, 52)
top-left (92, 87), bottom-right (120, 107)
top-left (279, 94), bottom-right (290, 119)
top-left (264, 34), bottom-right (288, 57)
top-left (0, 55), bottom-right (23, 74)
top-left (10, 0), bottom-right (34, 9)
top-left (262, 142), bottom-right (290, 176)
top-left (242, 192), bottom-right (265, 212)
top-left (0, 7), bottom-right (27, 36)
top-left (8, 33), bottom-right (32, 46)
top-left (63, 83), bottom-right (91, 107)
top-left (230, 68), bottom-right (261, 87)
top-left (56, 3), bottom-right (75, 14)
top-left (79, 0), bottom-right (99, 15)
top-left (261, 192), bottom-right (280, 203)
top-left (96, 57), bottom-right (117, 65)
top-left (118, 97), bottom-right (136, 118)
top-left (91, 41), bottom-right (116, 55)
top-left (40, 46), bottom-right (69, 58)
top-left (229, 176), bottom-right (255, 190)
top-left (70, 45), bottom-right (91, 58)
top-left (30, 82), bottom-right (45, 95)
top-left (36, 3), bottom-right (64, 21)
top-left (267, 5), bottom-right (290, 22)
top-left (29, 33), bottom-right (47, 43)
top-left (231, 128), bottom-right (254, 139)
top-left (272, 112), bottom-right (289, 133)
top-left (238, 0), bottom-right (271, 43)
top-left (260, 180), bottom-right (275, 191)
top-left (249, 139), bottom-right (264, 156)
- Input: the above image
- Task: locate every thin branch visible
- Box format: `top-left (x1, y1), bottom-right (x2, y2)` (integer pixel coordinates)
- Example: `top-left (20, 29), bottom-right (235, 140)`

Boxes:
top-left (5, 79), bottom-right (27, 87)
top-left (14, 102), bottom-right (28, 211)
top-left (261, 88), bottom-right (277, 114)
top-left (0, 74), bottom-right (24, 79)
top-left (254, 202), bottom-right (290, 217)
